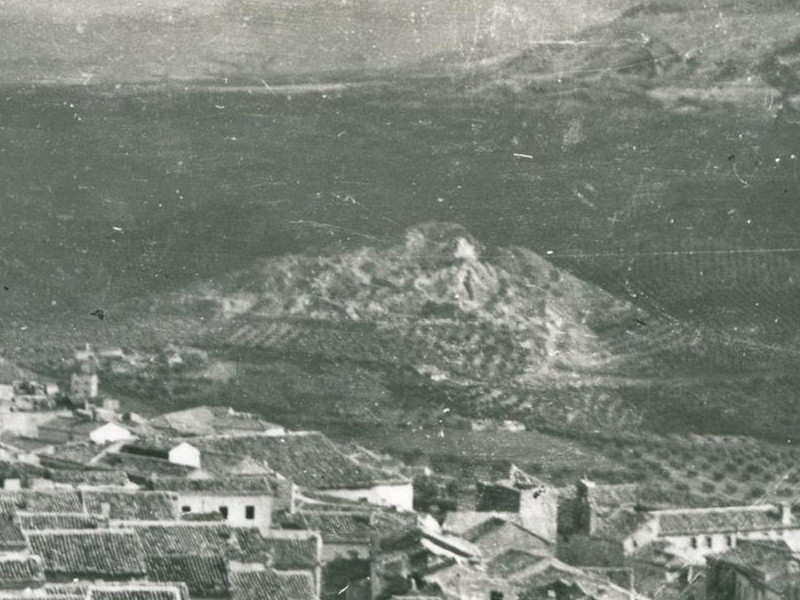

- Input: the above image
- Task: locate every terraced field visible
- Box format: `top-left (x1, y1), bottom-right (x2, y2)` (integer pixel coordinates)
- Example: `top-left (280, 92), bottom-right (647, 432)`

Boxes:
top-left (584, 434), bottom-right (800, 506)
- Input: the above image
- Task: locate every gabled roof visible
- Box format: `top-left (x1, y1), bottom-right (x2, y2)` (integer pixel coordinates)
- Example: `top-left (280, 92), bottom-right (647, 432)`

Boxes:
top-left (90, 588), bottom-right (183, 600)
top-left (47, 468), bottom-right (131, 487)
top-left (296, 490), bottom-right (395, 510)
top-left (710, 540), bottom-right (799, 573)
top-left (377, 525), bottom-right (482, 560)
top-left (0, 459), bottom-right (50, 481)
top-left (39, 416), bottom-right (106, 436)
top-left (580, 481), bottom-right (713, 511)
top-left (193, 432), bottom-right (407, 490)
top-left (291, 511), bottom-right (374, 543)
top-left (517, 560), bottom-right (642, 600)
top-left (148, 475), bottom-right (278, 495)
top-left (27, 529), bottom-right (147, 579)
top-left (286, 506), bottom-right (415, 544)
top-left (84, 490), bottom-right (177, 521)
top-left (487, 549), bottom-right (551, 579)
top-left (90, 422), bottom-right (133, 437)
top-left (0, 554), bottom-right (45, 587)
top-left (47, 582), bottom-right (190, 600)
top-left (198, 453), bottom-right (274, 478)
top-left (40, 442), bottom-right (107, 467)
top-left (145, 554), bottom-right (229, 598)
top-left (18, 512), bottom-right (100, 531)
top-left (0, 434), bottom-right (55, 454)
top-left (229, 569), bottom-right (316, 600)
top-left (236, 530), bottom-right (320, 569)
top-left (594, 509), bottom-right (653, 542)
top-left (134, 523), bottom-right (235, 557)
top-left (97, 452), bottom-right (195, 479)
top-left (0, 490), bottom-right (84, 513)
top-left (150, 407), bottom-right (283, 437)
top-left (0, 517), bottom-right (27, 550)
top-left (630, 541), bottom-right (688, 570)
top-left (655, 505), bottom-right (793, 536)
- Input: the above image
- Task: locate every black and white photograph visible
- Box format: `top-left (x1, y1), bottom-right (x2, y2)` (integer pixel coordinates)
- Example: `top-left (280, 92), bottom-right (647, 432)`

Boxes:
top-left (0, 1), bottom-right (799, 599)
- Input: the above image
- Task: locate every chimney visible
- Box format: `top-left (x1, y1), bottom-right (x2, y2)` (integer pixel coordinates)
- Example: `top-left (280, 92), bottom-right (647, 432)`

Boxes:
top-left (100, 502), bottom-right (111, 520)
top-left (3, 478), bottom-right (21, 491)
top-left (780, 503), bottom-right (793, 526)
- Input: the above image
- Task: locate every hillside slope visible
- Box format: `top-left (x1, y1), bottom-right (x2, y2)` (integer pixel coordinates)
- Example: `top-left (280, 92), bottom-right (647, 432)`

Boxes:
top-left (0, 0), bottom-right (646, 85)
top-left (161, 222), bottom-right (643, 386)
top-left (133, 222), bottom-right (800, 441)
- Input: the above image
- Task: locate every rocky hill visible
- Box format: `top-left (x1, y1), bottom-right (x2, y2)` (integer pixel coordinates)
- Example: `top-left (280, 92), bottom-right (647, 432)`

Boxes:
top-left (161, 223), bottom-right (644, 387)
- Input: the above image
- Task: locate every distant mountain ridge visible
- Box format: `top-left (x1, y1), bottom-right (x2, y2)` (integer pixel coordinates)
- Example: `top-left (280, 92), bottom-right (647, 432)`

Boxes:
top-left (0, 0), bottom-right (645, 85)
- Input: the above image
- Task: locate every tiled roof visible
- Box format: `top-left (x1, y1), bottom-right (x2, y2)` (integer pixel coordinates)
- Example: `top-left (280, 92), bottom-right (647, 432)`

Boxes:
top-left (0, 517), bottom-right (27, 550)
top-left (84, 490), bottom-right (177, 521)
top-left (595, 509), bottom-right (652, 541)
top-left (44, 582), bottom-right (189, 600)
top-left (148, 475), bottom-right (278, 495)
top-left (0, 459), bottom-right (50, 480)
top-left (28, 530), bottom-right (147, 578)
top-left (134, 522), bottom-right (317, 572)
top-left (151, 406), bottom-right (284, 437)
top-left (193, 432), bottom-right (406, 490)
top-left (581, 482), bottom-right (711, 511)
top-left (18, 512), bottom-right (100, 530)
top-left (229, 569), bottom-right (316, 600)
top-left (97, 452), bottom-right (195, 479)
top-left (487, 549), bottom-right (550, 578)
top-left (656, 505), bottom-right (790, 535)
top-left (710, 540), bottom-right (797, 572)
top-left (236, 530), bottom-right (320, 568)
top-left (196, 453), bottom-right (273, 478)
top-left (291, 511), bottom-right (374, 542)
top-left (0, 499), bottom-right (16, 516)
top-left (287, 508), bottom-right (414, 543)
top-left (630, 541), bottom-right (687, 570)
top-left (461, 516), bottom-right (517, 541)
top-left (0, 490), bottom-right (84, 513)
top-left (90, 589), bottom-right (182, 600)
top-left (39, 445), bottom-right (106, 469)
top-left (39, 416), bottom-right (97, 434)
top-left (460, 518), bottom-right (552, 560)
top-left (2, 436), bottom-right (55, 454)
top-left (42, 583), bottom-right (90, 595)
top-left (0, 555), bottom-right (45, 587)
top-left (516, 560), bottom-right (640, 600)
top-left (377, 525), bottom-right (482, 559)
top-left (296, 490), bottom-right (389, 510)
top-left (47, 468), bottom-right (131, 487)
top-left (145, 554), bottom-right (229, 598)
top-left (150, 407), bottom-right (218, 435)
top-left (134, 524), bottom-right (236, 556)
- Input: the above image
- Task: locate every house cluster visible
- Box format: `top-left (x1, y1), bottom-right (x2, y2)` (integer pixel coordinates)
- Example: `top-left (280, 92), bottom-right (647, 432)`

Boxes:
top-left (0, 363), bottom-right (797, 600)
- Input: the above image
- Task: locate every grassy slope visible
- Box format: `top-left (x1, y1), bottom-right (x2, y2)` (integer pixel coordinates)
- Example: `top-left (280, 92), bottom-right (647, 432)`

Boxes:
top-left (4, 73), bottom-right (800, 439)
